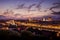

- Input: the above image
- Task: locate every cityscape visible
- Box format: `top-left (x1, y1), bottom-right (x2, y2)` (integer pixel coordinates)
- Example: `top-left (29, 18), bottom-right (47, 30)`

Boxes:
top-left (0, 0), bottom-right (60, 40)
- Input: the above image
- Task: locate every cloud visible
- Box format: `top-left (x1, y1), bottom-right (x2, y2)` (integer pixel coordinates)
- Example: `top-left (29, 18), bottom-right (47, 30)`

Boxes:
top-left (16, 0), bottom-right (45, 12)
top-left (52, 12), bottom-right (60, 15)
top-left (49, 2), bottom-right (60, 15)
top-left (53, 3), bottom-right (60, 5)
top-left (53, 3), bottom-right (60, 8)
top-left (28, 4), bottom-right (36, 12)
top-left (50, 2), bottom-right (60, 12)
top-left (16, 3), bottom-right (25, 9)
top-left (0, 15), bottom-right (7, 20)
top-left (36, 0), bottom-right (45, 11)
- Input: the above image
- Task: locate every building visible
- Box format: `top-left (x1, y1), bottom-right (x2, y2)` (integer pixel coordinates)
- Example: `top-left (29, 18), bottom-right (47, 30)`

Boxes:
top-left (42, 17), bottom-right (53, 21)
top-left (46, 17), bottom-right (53, 21)
top-left (42, 18), bottom-right (46, 21)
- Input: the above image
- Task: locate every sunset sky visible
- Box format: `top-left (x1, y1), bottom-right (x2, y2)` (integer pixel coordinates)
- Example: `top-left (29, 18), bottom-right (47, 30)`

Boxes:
top-left (0, 0), bottom-right (60, 20)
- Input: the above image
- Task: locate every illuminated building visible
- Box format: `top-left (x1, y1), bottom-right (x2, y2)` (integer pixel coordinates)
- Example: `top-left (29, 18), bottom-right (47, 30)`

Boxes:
top-left (42, 18), bottom-right (46, 21)
top-left (42, 17), bottom-right (53, 21)
top-left (28, 18), bottom-right (32, 22)
top-left (46, 17), bottom-right (53, 21)
top-left (10, 20), bottom-right (16, 25)
top-left (6, 19), bottom-right (16, 25)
